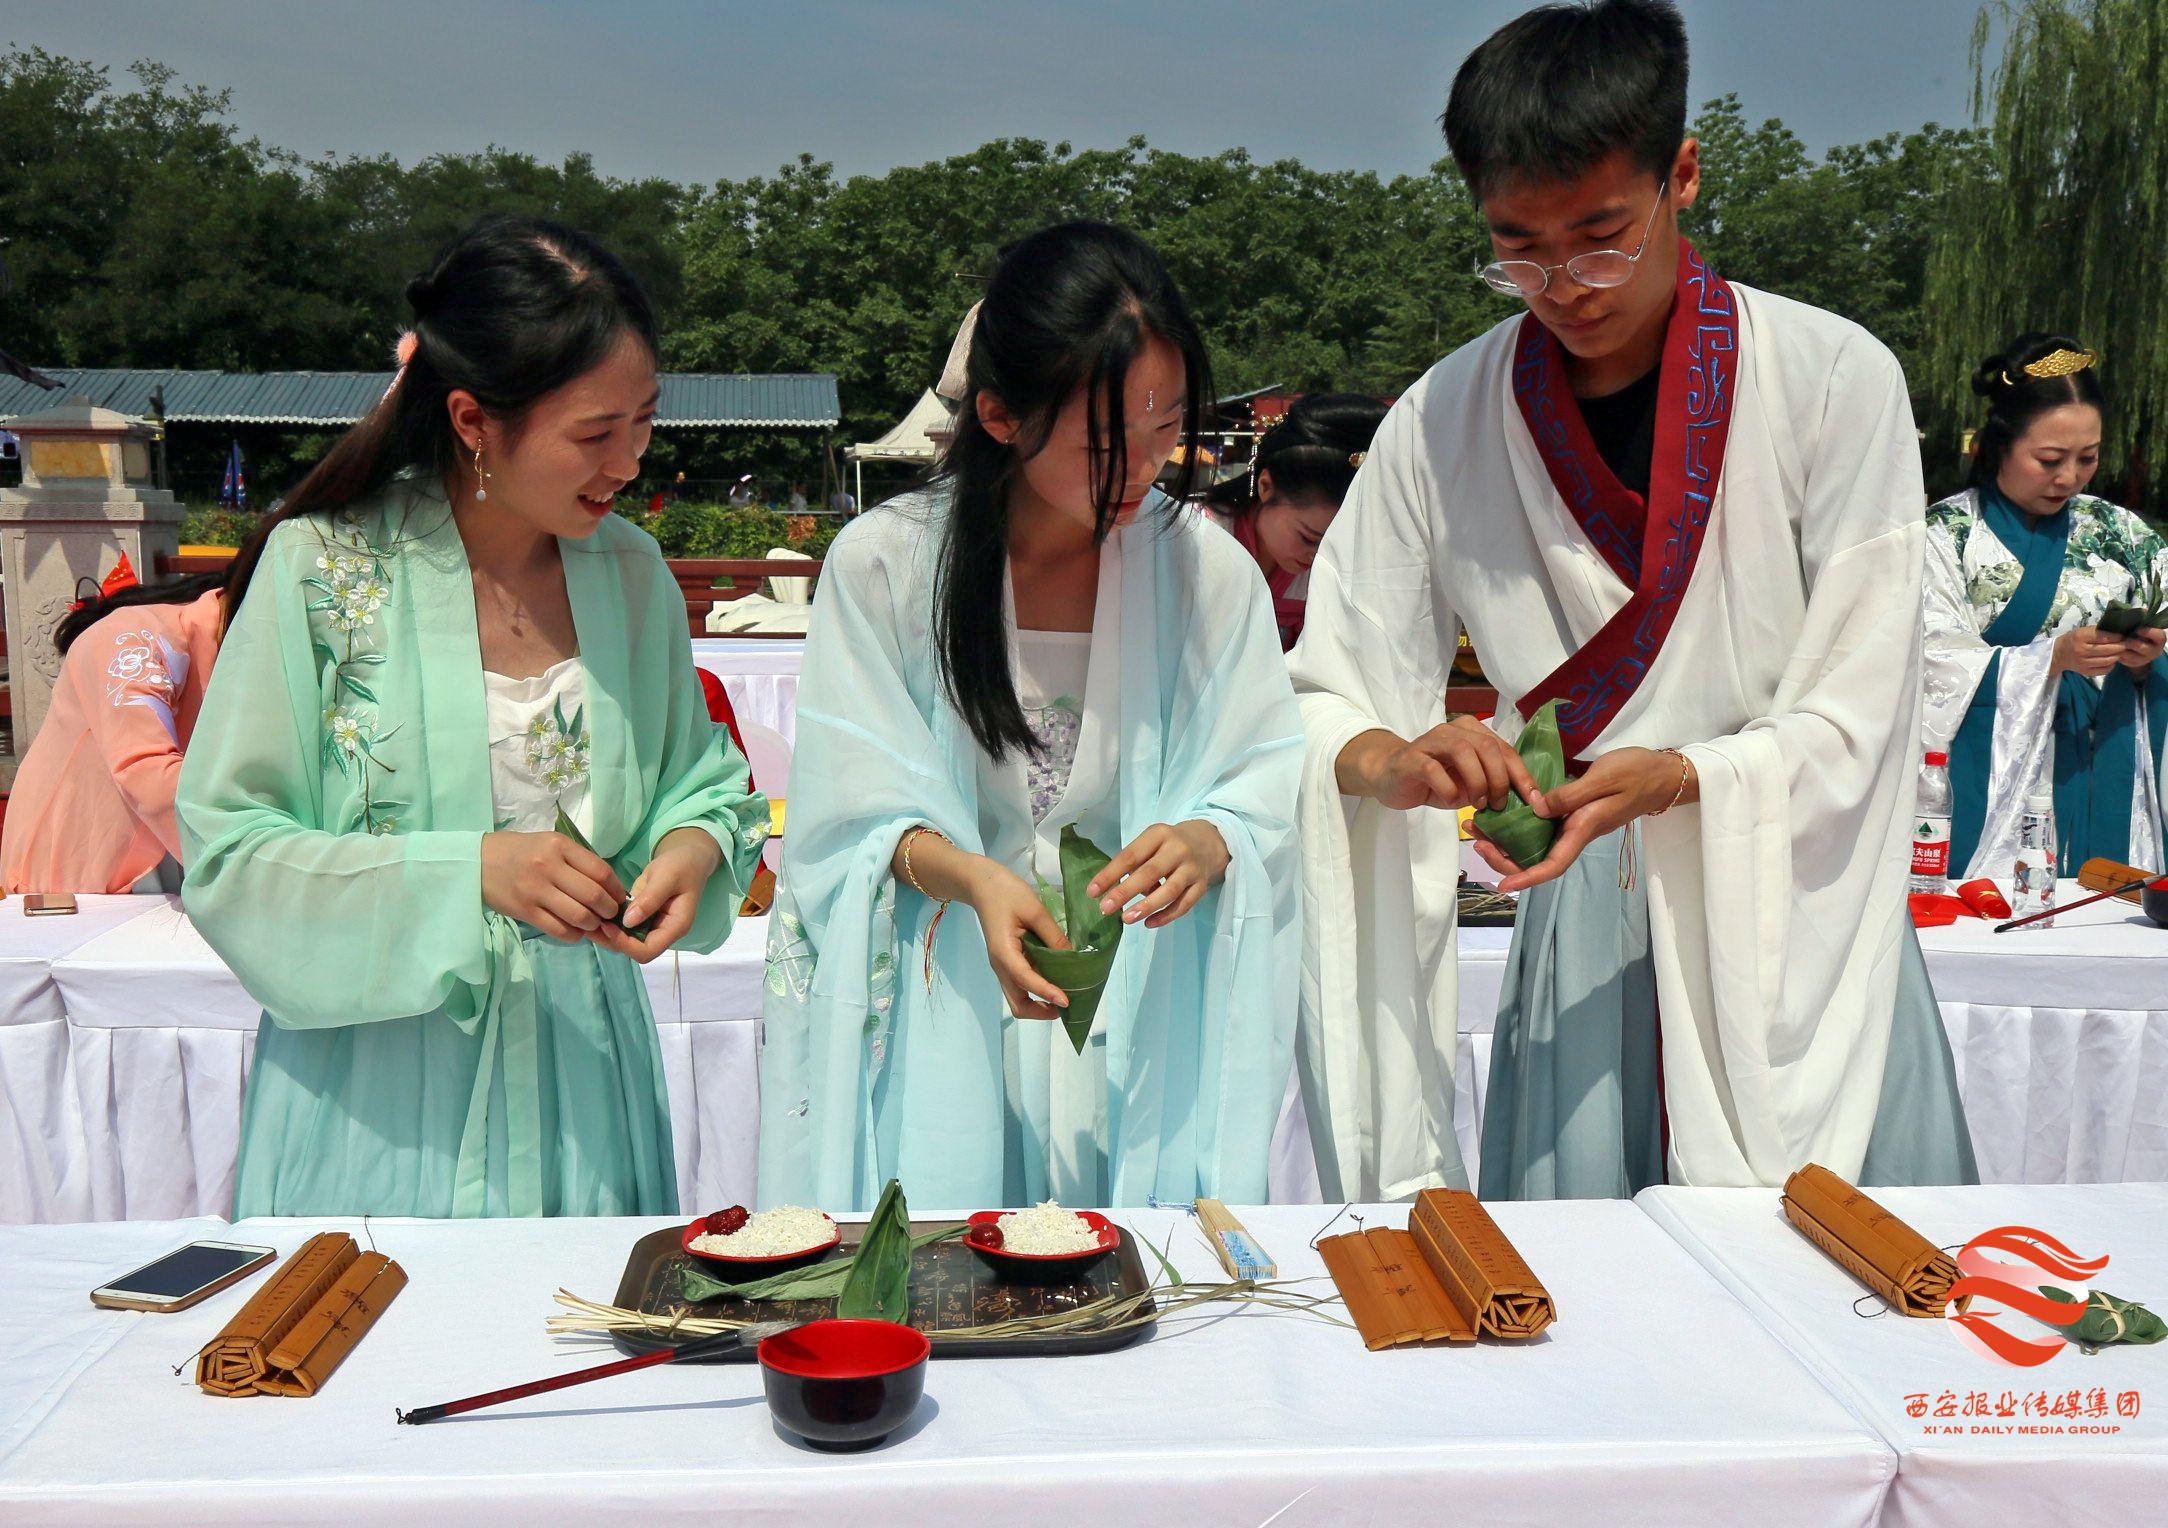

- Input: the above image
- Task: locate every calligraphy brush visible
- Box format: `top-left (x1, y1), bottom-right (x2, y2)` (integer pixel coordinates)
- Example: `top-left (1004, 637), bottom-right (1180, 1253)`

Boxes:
top-left (396, 1318), bottom-right (802, 1425)
top-left (1994, 871), bottom-right (2162, 934)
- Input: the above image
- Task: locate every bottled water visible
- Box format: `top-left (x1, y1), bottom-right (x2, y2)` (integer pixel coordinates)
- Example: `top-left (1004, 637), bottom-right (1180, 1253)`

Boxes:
top-left (1908, 751), bottom-right (1953, 896)
top-left (2010, 794), bottom-right (2058, 927)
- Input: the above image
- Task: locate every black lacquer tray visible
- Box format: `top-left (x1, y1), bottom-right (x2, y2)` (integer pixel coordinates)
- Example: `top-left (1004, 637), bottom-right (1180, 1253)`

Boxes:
top-left (608, 1219), bottom-right (1157, 1360)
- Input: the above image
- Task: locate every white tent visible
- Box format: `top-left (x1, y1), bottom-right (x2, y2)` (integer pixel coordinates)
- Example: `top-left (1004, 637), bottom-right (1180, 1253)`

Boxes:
top-left (842, 388), bottom-right (954, 509)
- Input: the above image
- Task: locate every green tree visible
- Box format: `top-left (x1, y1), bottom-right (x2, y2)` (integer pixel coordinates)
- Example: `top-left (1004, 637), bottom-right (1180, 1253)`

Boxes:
top-left (1923, 0), bottom-right (2168, 510)
top-left (6, 43), bottom-right (2042, 508)
top-left (1687, 94), bottom-right (1986, 495)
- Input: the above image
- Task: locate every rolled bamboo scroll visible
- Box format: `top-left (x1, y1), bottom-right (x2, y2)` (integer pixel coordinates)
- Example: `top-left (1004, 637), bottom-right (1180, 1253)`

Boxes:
top-left (1318, 1189), bottom-right (1554, 1349)
top-left (196, 1232), bottom-right (407, 1397)
top-left (2079, 857), bottom-right (2154, 904)
top-left (1411, 1188), bottom-right (1555, 1339)
top-left (1781, 1164), bottom-right (1966, 1319)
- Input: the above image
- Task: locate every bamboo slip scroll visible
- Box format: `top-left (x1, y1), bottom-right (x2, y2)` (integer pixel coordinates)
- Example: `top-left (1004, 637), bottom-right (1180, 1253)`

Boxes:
top-left (1781, 1164), bottom-right (1967, 1319)
top-left (2079, 856), bottom-right (2154, 904)
top-left (1318, 1189), bottom-right (1557, 1351)
top-left (196, 1232), bottom-right (407, 1397)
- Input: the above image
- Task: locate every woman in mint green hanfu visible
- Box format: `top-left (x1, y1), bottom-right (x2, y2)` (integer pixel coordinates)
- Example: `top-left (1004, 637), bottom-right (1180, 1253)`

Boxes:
top-left (178, 216), bottom-right (766, 1218)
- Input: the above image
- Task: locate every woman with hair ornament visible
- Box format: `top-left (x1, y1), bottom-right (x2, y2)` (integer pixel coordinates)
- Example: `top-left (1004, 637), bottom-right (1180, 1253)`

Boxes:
top-left (1922, 333), bottom-right (2167, 881)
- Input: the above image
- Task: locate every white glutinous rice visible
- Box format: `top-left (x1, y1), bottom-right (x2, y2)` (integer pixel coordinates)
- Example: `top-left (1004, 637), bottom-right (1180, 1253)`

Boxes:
top-left (994, 1200), bottom-right (1097, 1254)
top-left (690, 1205), bottom-right (834, 1256)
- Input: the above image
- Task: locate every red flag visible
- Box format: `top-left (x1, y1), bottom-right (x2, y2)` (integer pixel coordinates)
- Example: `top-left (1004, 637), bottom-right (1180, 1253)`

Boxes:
top-left (99, 554), bottom-right (139, 598)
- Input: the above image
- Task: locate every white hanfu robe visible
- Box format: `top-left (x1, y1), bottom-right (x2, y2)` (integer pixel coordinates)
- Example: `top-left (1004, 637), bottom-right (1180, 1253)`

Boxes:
top-left (1291, 262), bottom-right (1936, 1195)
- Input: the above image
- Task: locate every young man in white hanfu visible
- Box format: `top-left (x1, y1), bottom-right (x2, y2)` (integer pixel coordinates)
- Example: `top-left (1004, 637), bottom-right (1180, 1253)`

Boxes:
top-left (1288, 0), bottom-right (1977, 1201)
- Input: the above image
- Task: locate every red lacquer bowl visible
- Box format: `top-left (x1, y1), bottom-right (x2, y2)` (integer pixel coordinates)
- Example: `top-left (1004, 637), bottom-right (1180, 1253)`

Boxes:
top-left (758, 1319), bottom-right (930, 1451)
top-left (681, 1212), bottom-right (841, 1272)
top-left (962, 1209), bottom-right (1121, 1280)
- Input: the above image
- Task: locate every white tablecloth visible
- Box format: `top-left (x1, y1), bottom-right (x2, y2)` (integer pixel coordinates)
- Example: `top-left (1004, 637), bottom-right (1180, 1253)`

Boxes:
top-left (1913, 890), bottom-right (2168, 1184)
top-left (46, 899), bottom-right (769, 1222)
top-left (0, 1204), bottom-right (1896, 1525)
top-left (6, 885), bottom-right (2165, 1223)
top-left (689, 636), bottom-right (804, 745)
top-left (0, 896), bottom-right (177, 1225)
top-left (0, 1214), bottom-right (226, 1465)
top-left (1638, 1181), bottom-right (2168, 1526)
top-left (1445, 887), bottom-right (2168, 1189)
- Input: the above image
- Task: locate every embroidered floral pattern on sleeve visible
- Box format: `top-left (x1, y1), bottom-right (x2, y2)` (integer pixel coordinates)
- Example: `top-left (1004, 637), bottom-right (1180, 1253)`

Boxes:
top-left (764, 886), bottom-right (896, 1067)
top-left (1957, 496), bottom-right (2166, 636)
top-left (104, 628), bottom-right (190, 744)
top-left (302, 520), bottom-right (403, 835)
top-left (732, 791), bottom-right (772, 851)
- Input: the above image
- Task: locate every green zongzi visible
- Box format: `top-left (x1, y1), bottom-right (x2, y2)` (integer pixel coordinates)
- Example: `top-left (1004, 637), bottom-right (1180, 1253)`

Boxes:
top-left (1021, 825), bottom-right (1126, 1054)
top-left (1470, 701), bottom-right (1567, 870)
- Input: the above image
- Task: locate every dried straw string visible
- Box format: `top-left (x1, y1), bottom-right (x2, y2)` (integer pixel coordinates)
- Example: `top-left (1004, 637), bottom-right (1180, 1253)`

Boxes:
top-left (547, 1277), bottom-right (1350, 1349)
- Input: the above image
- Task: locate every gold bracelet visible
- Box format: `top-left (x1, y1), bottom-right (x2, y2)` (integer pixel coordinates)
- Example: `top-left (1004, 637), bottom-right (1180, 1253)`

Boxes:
top-left (900, 825), bottom-right (950, 899)
top-left (900, 825), bottom-right (956, 994)
top-left (1648, 748), bottom-right (1692, 817)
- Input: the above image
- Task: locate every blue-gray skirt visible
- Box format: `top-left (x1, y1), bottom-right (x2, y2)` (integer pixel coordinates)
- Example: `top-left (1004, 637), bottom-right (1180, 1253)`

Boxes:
top-left (1479, 832), bottom-right (1979, 1199)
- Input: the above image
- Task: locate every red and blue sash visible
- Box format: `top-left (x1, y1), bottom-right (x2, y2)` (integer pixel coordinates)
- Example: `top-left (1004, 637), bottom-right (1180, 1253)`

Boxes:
top-left (1509, 241), bottom-right (1738, 766)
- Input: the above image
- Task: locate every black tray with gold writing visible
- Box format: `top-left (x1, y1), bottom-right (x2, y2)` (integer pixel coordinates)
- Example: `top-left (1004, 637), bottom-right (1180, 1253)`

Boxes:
top-left (608, 1219), bottom-right (1156, 1360)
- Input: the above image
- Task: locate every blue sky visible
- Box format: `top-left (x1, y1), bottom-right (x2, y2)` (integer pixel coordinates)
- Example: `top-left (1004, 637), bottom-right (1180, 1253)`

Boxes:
top-left (25, 0), bottom-right (1991, 185)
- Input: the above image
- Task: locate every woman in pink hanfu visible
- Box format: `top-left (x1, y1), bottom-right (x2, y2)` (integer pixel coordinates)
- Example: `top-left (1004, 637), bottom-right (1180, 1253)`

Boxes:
top-left (3, 574), bottom-right (227, 894)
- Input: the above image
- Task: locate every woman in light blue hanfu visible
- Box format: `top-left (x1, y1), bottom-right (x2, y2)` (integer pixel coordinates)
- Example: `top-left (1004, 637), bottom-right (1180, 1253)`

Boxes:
top-left (759, 223), bottom-right (1303, 1212)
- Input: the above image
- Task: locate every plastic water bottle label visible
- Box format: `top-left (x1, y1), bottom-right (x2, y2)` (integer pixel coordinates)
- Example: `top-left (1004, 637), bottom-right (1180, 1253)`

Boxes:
top-left (1910, 817), bottom-right (1951, 878)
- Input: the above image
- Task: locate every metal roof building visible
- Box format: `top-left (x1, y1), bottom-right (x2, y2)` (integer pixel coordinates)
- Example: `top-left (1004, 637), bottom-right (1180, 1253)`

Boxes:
top-left (0, 370), bottom-right (840, 429)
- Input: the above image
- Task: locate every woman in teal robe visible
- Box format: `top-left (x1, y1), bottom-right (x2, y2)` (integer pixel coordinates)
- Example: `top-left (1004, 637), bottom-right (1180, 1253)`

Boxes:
top-left (1922, 336), bottom-right (2167, 880)
top-left (177, 217), bottom-right (765, 1217)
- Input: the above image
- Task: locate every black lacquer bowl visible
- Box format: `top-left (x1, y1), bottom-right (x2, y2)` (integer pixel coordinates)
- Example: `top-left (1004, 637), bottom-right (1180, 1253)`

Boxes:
top-left (2142, 879), bottom-right (2168, 929)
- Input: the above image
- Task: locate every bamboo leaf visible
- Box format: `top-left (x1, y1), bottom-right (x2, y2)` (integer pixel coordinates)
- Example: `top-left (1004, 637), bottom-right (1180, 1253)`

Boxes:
top-left (1022, 825), bottom-right (1125, 1055)
top-left (555, 805), bottom-right (601, 857)
top-left (836, 1178), bottom-right (913, 1321)
top-left (1471, 701), bottom-right (1568, 869)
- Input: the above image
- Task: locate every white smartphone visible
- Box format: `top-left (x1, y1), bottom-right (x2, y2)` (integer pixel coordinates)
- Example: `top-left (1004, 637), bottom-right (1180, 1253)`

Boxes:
top-left (90, 1240), bottom-right (277, 1312)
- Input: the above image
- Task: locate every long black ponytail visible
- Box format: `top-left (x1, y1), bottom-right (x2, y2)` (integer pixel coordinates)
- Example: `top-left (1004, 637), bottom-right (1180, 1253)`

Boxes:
top-left (931, 221), bottom-right (1214, 761)
top-left (222, 213), bottom-right (659, 622)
